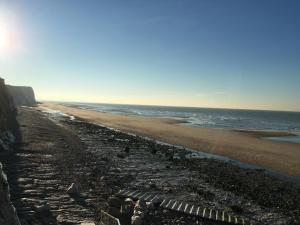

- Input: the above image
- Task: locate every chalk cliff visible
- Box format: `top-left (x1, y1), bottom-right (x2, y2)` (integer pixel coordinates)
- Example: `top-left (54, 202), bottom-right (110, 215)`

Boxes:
top-left (0, 77), bottom-right (21, 225)
top-left (6, 85), bottom-right (36, 106)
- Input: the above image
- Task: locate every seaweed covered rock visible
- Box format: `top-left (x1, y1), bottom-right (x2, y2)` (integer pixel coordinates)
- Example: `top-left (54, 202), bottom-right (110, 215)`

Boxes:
top-left (0, 163), bottom-right (20, 225)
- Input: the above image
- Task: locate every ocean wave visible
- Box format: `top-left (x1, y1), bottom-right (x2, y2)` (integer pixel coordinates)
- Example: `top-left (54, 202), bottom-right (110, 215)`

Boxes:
top-left (59, 102), bottom-right (300, 132)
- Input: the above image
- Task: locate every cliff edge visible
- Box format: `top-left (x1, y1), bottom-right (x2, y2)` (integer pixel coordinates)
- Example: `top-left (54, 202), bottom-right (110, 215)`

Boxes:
top-left (6, 85), bottom-right (36, 106)
top-left (0, 78), bottom-right (17, 149)
top-left (0, 77), bottom-right (21, 225)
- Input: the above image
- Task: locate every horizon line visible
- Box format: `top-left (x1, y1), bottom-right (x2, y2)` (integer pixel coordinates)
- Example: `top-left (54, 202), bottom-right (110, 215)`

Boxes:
top-left (38, 99), bottom-right (300, 113)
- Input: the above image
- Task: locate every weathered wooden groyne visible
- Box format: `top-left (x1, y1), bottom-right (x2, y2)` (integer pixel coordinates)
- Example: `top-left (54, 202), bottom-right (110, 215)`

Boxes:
top-left (116, 189), bottom-right (253, 225)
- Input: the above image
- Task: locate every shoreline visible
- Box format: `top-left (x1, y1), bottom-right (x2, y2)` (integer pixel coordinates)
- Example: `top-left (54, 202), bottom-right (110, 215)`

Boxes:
top-left (39, 102), bottom-right (300, 176)
top-left (5, 107), bottom-right (299, 224)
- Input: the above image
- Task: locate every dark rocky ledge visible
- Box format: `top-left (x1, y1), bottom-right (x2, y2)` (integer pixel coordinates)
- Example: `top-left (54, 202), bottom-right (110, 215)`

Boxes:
top-left (0, 77), bottom-right (20, 225)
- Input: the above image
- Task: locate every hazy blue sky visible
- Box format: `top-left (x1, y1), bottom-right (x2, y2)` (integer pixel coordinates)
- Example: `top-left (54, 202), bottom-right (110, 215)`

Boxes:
top-left (0, 0), bottom-right (300, 111)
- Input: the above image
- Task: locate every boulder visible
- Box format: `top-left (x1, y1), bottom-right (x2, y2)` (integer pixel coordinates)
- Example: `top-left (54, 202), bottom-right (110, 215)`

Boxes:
top-left (108, 206), bottom-right (121, 217)
top-left (131, 200), bottom-right (146, 225)
top-left (34, 203), bottom-right (50, 214)
top-left (121, 198), bottom-right (135, 216)
top-left (124, 146), bottom-right (130, 153)
top-left (0, 163), bottom-right (21, 225)
top-left (56, 215), bottom-right (77, 225)
top-left (131, 215), bottom-right (143, 225)
top-left (108, 196), bottom-right (122, 209)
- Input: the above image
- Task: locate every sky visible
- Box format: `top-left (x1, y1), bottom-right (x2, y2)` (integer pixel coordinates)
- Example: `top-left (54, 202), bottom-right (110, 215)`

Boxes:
top-left (0, 0), bottom-right (300, 111)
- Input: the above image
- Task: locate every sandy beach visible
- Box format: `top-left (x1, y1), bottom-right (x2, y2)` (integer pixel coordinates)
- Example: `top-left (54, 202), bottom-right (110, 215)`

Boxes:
top-left (40, 102), bottom-right (300, 176)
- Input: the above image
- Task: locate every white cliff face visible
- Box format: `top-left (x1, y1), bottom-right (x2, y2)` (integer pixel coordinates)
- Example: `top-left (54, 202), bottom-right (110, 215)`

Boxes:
top-left (0, 163), bottom-right (21, 225)
top-left (6, 85), bottom-right (36, 106)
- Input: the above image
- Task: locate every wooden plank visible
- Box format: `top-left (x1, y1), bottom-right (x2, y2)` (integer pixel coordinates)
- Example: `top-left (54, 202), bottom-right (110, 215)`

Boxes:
top-left (177, 202), bottom-right (183, 211)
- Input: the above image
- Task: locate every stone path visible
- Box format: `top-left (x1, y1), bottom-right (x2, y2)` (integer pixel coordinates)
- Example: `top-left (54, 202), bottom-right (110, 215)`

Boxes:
top-left (1, 109), bottom-right (98, 225)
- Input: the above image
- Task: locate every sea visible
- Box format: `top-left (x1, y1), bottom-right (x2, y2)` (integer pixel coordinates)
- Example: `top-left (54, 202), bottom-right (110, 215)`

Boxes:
top-left (61, 102), bottom-right (300, 143)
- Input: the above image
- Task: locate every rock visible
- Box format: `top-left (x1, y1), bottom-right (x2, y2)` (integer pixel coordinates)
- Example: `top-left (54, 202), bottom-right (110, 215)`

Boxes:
top-left (131, 215), bottom-right (143, 225)
top-left (66, 183), bottom-right (80, 196)
top-left (163, 187), bottom-right (172, 193)
top-left (117, 153), bottom-right (125, 158)
top-left (19, 219), bottom-right (30, 225)
top-left (17, 177), bottom-right (33, 184)
top-left (230, 205), bottom-right (244, 214)
top-left (134, 199), bottom-right (146, 213)
top-left (108, 206), bottom-right (122, 217)
top-left (80, 223), bottom-right (95, 225)
top-left (110, 168), bottom-right (122, 173)
top-left (56, 215), bottom-right (77, 225)
top-left (130, 199), bottom-right (147, 224)
top-left (146, 201), bottom-right (155, 210)
top-left (34, 203), bottom-right (51, 214)
top-left (108, 135), bottom-right (115, 142)
top-left (124, 146), bottom-right (130, 153)
top-left (173, 153), bottom-right (181, 160)
top-left (121, 198), bottom-right (135, 215)
top-left (0, 162), bottom-right (21, 225)
top-left (108, 196), bottom-right (123, 209)
top-left (149, 180), bottom-right (156, 189)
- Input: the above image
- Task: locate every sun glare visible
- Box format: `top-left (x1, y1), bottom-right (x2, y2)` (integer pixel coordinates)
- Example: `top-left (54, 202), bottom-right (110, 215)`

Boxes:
top-left (0, 8), bottom-right (22, 57)
top-left (0, 28), bottom-right (9, 49)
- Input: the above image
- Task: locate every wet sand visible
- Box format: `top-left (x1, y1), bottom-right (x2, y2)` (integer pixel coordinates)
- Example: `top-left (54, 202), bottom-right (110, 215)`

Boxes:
top-left (40, 103), bottom-right (300, 176)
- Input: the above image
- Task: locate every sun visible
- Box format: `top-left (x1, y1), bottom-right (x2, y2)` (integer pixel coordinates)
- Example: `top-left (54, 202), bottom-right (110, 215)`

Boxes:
top-left (0, 29), bottom-right (9, 48)
top-left (0, 8), bottom-right (23, 57)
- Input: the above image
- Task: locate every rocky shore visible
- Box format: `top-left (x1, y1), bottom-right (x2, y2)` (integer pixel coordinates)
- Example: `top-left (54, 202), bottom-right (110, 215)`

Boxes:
top-left (1, 107), bottom-right (299, 225)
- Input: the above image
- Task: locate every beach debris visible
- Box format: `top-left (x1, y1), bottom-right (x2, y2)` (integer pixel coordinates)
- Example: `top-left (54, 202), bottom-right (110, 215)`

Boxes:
top-left (66, 183), bottom-right (80, 196)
